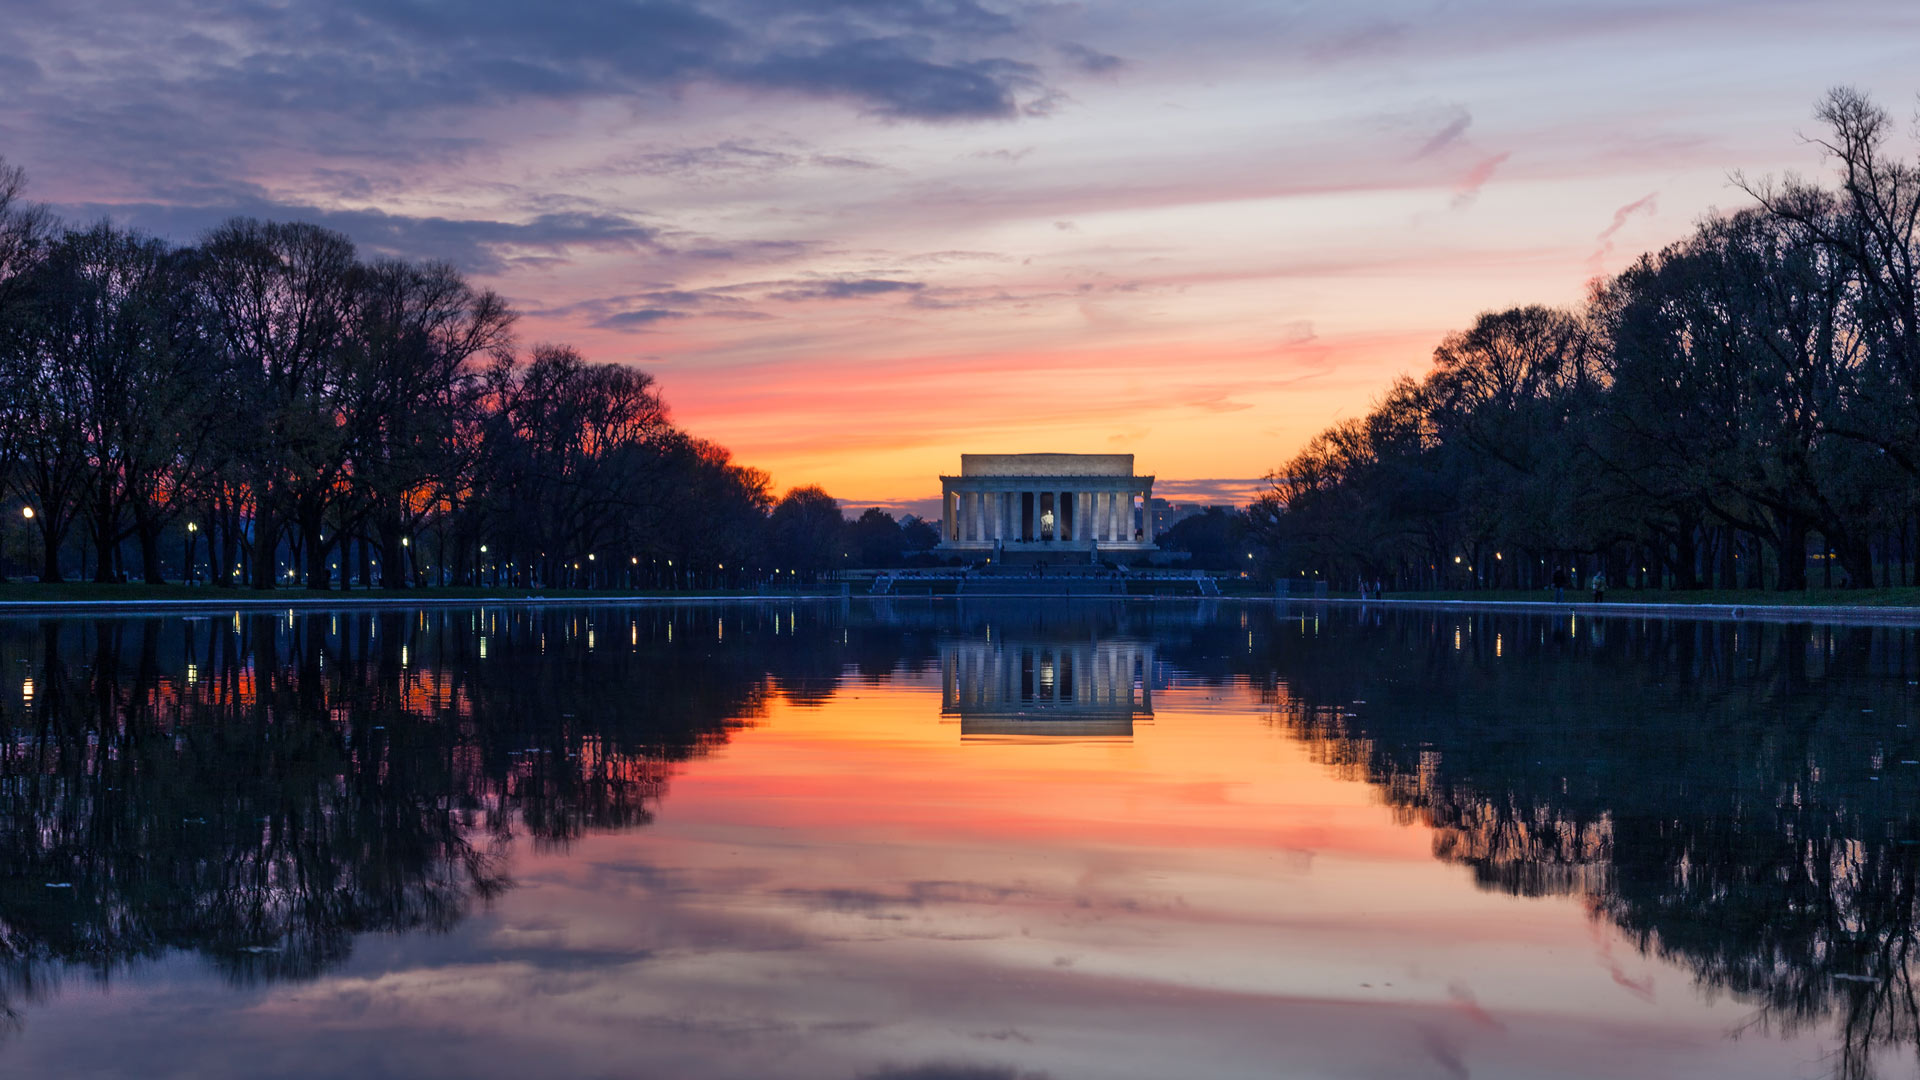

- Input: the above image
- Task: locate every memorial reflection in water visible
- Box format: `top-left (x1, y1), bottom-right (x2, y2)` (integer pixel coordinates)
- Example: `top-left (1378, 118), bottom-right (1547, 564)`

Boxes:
top-left (941, 635), bottom-right (1151, 738)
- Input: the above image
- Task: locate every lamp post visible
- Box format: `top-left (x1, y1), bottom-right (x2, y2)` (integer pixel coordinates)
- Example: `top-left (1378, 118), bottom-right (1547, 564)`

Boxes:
top-left (184, 521), bottom-right (198, 585)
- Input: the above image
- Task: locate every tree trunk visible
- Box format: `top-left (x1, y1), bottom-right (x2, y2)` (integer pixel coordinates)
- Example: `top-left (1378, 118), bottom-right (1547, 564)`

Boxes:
top-left (378, 518), bottom-right (407, 589)
top-left (305, 530), bottom-right (333, 590)
top-left (1836, 533), bottom-right (1875, 589)
top-left (216, 497), bottom-right (238, 589)
top-left (38, 522), bottom-right (63, 583)
top-left (300, 508), bottom-right (331, 590)
top-left (1672, 526), bottom-right (1700, 590)
top-left (91, 498), bottom-right (117, 583)
top-left (1776, 518), bottom-right (1809, 591)
top-left (137, 513), bottom-right (164, 585)
top-left (250, 512), bottom-right (280, 590)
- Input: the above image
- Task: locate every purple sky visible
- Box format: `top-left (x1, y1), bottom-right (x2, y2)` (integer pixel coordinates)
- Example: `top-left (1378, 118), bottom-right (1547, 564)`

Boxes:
top-left (5, 0), bottom-right (1919, 515)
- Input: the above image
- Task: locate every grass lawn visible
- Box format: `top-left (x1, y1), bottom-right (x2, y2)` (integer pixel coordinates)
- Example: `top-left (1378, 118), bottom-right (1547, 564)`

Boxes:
top-left (0, 582), bottom-right (843, 603)
top-left (1359, 587), bottom-right (1920, 607)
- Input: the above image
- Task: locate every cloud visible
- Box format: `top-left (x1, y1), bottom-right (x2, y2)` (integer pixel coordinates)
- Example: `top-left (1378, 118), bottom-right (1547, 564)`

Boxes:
top-left (1450, 152), bottom-right (1510, 209)
top-left (55, 197), bottom-right (664, 274)
top-left (1056, 42), bottom-right (1124, 74)
top-left (1, 0), bottom-right (1075, 208)
top-left (1414, 108), bottom-right (1472, 159)
top-left (609, 140), bottom-right (801, 179)
top-left (860, 1066), bottom-right (1051, 1080)
top-left (536, 288), bottom-right (774, 331)
top-left (595, 307), bottom-right (689, 329)
top-left (768, 277), bottom-right (925, 301)
top-left (742, 41), bottom-right (1042, 122)
top-left (1310, 22), bottom-right (1407, 61)
top-left (1151, 478), bottom-right (1269, 505)
top-left (1587, 191), bottom-right (1659, 273)
top-left (1186, 391), bottom-right (1254, 414)
top-left (1276, 319), bottom-right (1317, 347)
top-left (969, 147), bottom-right (1036, 163)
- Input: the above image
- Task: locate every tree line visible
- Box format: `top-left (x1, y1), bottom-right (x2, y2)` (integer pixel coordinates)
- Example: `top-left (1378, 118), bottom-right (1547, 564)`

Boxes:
top-left (0, 162), bottom-right (942, 588)
top-left (1257, 88), bottom-right (1920, 592)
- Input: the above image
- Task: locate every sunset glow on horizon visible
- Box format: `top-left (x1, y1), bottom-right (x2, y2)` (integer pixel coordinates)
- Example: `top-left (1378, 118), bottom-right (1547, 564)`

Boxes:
top-left (8, 1), bottom-right (1919, 511)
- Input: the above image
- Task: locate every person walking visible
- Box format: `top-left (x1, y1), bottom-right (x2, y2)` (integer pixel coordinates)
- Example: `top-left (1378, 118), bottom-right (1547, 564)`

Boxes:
top-left (1589, 569), bottom-right (1607, 603)
top-left (1551, 568), bottom-right (1566, 603)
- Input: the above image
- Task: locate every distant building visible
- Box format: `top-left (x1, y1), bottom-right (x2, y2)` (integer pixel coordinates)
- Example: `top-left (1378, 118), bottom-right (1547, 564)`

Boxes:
top-left (937, 453), bottom-right (1156, 557)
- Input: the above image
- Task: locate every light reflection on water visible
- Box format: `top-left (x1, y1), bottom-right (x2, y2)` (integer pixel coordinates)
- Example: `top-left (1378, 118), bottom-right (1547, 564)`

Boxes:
top-left (0, 601), bottom-right (1917, 1079)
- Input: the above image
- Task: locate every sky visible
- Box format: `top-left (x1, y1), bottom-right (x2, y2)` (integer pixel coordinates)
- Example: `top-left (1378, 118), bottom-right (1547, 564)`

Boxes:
top-left (4, 0), bottom-right (1920, 516)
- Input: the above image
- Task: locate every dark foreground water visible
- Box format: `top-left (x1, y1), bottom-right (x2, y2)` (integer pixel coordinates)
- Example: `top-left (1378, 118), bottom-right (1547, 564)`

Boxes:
top-left (2, 601), bottom-right (1919, 1079)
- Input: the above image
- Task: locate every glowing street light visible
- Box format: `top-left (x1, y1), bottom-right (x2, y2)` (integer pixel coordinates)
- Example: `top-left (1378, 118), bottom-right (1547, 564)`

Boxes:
top-left (20, 507), bottom-right (33, 520)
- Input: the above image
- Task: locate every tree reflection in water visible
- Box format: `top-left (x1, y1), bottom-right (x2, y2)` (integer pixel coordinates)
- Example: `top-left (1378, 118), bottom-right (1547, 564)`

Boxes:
top-left (1255, 609), bottom-right (1920, 1080)
top-left (0, 604), bottom-right (917, 1035)
top-left (9, 601), bottom-right (1920, 1077)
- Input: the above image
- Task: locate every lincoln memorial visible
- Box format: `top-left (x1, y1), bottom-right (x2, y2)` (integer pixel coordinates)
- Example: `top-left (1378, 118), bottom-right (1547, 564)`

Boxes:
top-left (937, 452), bottom-right (1155, 558)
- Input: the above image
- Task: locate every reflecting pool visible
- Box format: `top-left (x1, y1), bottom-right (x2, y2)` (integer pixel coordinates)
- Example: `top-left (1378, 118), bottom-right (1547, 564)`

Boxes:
top-left (3, 600), bottom-right (1919, 1079)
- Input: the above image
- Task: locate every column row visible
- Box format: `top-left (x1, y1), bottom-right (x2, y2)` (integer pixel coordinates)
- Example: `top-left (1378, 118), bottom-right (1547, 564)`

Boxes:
top-left (949, 486), bottom-right (1151, 543)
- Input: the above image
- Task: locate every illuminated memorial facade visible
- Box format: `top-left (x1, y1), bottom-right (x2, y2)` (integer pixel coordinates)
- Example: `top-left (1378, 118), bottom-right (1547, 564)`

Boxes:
top-left (937, 453), bottom-right (1155, 557)
top-left (941, 636), bottom-right (1152, 738)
